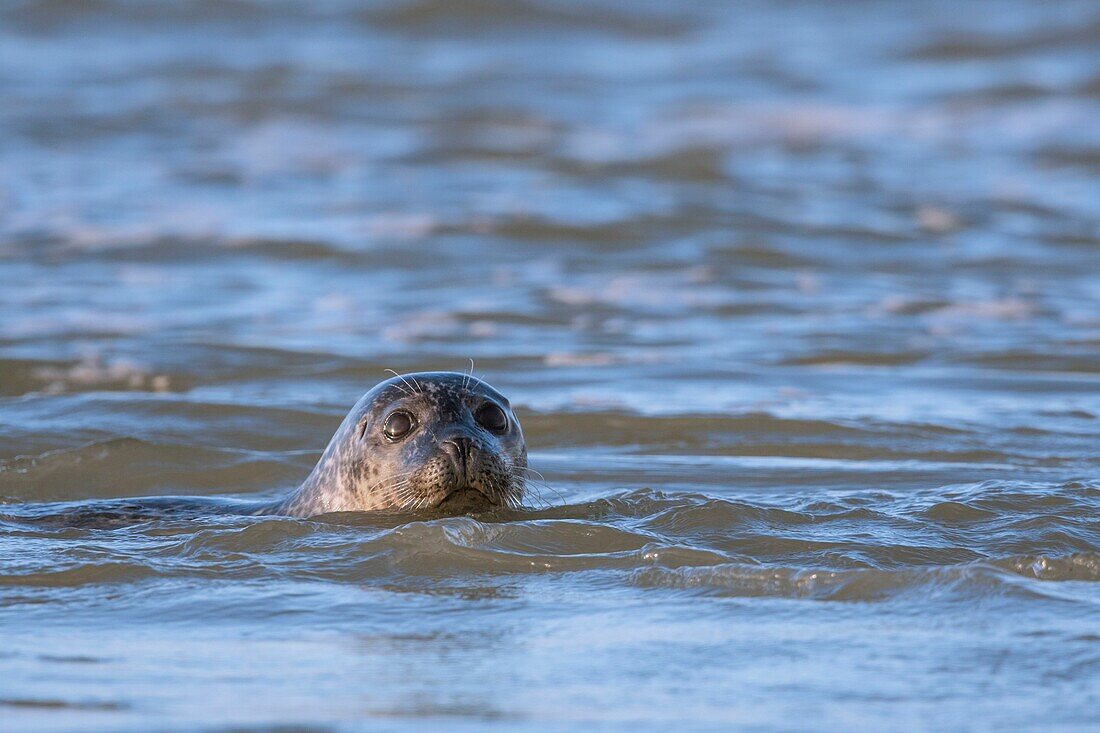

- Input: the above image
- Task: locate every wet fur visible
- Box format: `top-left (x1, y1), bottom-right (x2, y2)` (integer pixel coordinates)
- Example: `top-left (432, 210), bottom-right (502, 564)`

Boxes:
top-left (270, 372), bottom-right (527, 516)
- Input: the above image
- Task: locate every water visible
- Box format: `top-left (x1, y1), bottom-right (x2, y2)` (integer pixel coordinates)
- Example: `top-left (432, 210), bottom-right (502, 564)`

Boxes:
top-left (2, 0), bottom-right (1100, 730)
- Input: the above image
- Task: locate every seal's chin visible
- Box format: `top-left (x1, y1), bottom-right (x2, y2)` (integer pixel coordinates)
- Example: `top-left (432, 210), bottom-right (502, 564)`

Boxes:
top-left (434, 486), bottom-right (498, 513)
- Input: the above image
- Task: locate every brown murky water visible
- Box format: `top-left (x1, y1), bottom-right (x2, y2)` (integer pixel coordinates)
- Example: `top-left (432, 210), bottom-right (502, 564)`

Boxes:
top-left (1, 1), bottom-right (1099, 731)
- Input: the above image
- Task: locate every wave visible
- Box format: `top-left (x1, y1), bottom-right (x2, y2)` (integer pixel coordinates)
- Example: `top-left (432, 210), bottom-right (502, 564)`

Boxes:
top-left (3, 482), bottom-right (1096, 603)
top-left (632, 554), bottom-right (1100, 601)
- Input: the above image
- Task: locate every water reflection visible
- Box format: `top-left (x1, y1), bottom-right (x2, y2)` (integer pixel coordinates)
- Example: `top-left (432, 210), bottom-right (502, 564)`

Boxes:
top-left (2, 0), bottom-right (1100, 730)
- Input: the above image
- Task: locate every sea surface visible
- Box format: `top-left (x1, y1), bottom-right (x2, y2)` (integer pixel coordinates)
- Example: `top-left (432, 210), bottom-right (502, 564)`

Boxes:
top-left (1, 1), bottom-right (1099, 731)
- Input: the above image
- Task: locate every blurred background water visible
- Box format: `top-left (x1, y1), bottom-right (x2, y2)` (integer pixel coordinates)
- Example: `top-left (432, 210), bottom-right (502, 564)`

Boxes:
top-left (1, 1), bottom-right (1099, 731)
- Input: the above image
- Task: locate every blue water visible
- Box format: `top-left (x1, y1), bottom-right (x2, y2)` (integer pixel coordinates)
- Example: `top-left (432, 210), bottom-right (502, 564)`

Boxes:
top-left (1, 1), bottom-right (1099, 730)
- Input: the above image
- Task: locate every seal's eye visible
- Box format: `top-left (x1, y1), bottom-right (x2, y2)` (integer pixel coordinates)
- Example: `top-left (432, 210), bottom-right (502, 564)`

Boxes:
top-left (475, 402), bottom-right (508, 433)
top-left (382, 410), bottom-right (415, 441)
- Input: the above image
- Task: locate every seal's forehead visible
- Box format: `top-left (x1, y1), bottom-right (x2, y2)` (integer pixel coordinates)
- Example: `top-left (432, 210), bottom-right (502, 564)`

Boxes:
top-left (366, 371), bottom-right (510, 407)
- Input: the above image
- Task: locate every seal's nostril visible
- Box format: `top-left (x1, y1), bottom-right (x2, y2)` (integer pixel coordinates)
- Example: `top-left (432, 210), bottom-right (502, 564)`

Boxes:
top-left (441, 439), bottom-right (461, 463)
top-left (444, 436), bottom-right (472, 455)
top-left (441, 437), bottom-right (472, 475)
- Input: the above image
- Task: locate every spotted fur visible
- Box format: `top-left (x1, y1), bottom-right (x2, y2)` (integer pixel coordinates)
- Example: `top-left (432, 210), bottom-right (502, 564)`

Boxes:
top-left (268, 371), bottom-right (527, 516)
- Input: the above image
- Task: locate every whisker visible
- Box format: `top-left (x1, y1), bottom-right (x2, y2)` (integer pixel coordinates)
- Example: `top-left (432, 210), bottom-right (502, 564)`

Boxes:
top-left (383, 368), bottom-right (419, 395)
top-left (463, 358), bottom-right (474, 391)
top-left (381, 368), bottom-right (414, 396)
top-left (497, 476), bottom-right (523, 511)
top-left (517, 466), bottom-right (565, 506)
top-left (507, 475), bottom-right (537, 509)
top-left (357, 468), bottom-right (421, 510)
top-left (522, 466), bottom-right (550, 483)
top-left (489, 466), bottom-right (533, 510)
top-left (517, 478), bottom-right (550, 510)
top-left (367, 481), bottom-right (409, 509)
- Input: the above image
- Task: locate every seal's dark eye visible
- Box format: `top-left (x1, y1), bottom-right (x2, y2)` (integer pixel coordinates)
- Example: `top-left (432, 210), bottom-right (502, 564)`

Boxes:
top-left (382, 410), bottom-right (415, 441)
top-left (475, 402), bottom-right (508, 433)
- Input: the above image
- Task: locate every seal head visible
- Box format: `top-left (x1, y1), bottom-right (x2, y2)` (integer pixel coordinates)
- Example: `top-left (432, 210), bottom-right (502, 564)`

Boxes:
top-left (275, 372), bottom-right (527, 516)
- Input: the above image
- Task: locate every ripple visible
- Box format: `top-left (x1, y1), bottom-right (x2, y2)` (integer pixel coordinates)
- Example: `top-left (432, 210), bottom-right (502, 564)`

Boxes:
top-left (359, 0), bottom-right (694, 38)
top-left (0, 697), bottom-right (128, 711)
top-left (2, 0), bottom-right (1100, 725)
top-left (2, 482), bottom-right (1096, 603)
top-left (630, 560), bottom-right (1092, 603)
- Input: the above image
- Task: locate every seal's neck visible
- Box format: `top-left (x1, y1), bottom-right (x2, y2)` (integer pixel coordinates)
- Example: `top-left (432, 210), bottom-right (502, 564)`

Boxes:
top-left (265, 472), bottom-right (334, 518)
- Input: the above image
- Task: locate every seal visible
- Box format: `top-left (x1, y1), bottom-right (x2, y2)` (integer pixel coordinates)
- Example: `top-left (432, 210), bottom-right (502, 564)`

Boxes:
top-left (7, 371), bottom-right (528, 527)
top-left (268, 370), bottom-right (527, 517)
